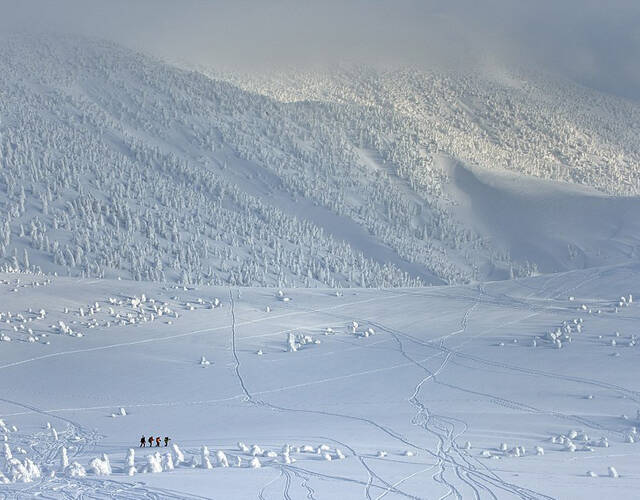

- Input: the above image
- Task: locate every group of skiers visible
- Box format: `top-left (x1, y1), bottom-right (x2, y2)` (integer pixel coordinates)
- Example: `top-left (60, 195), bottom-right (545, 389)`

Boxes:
top-left (140, 435), bottom-right (170, 448)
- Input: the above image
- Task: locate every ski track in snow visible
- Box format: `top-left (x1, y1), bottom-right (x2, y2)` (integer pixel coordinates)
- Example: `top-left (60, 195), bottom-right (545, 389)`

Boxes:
top-left (228, 289), bottom-right (423, 499)
top-left (228, 285), bottom-right (548, 499)
top-left (0, 292), bottom-right (409, 373)
top-left (2, 265), bottom-right (639, 498)
top-left (384, 298), bottom-right (552, 500)
top-left (369, 286), bottom-right (547, 500)
top-left (361, 270), bottom-right (637, 498)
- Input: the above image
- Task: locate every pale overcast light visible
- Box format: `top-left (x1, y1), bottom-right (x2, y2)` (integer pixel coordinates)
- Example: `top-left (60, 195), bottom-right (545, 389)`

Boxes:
top-left (1, 0), bottom-right (639, 98)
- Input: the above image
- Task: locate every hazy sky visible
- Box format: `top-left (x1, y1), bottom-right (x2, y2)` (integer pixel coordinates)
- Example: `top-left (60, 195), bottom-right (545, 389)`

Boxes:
top-left (1, 0), bottom-right (639, 99)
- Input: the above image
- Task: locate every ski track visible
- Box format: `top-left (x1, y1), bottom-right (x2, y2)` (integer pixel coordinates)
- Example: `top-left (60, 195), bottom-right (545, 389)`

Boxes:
top-left (383, 317), bottom-right (639, 435)
top-left (3, 266), bottom-right (637, 498)
top-left (361, 269), bottom-right (637, 499)
top-left (281, 465), bottom-right (293, 500)
top-left (232, 284), bottom-right (550, 499)
top-left (4, 284), bottom-right (552, 497)
top-left (228, 288), bottom-right (421, 500)
top-left (369, 286), bottom-right (555, 500)
top-left (393, 288), bottom-right (497, 500)
top-left (290, 467), bottom-right (317, 500)
top-left (0, 291), bottom-right (410, 372)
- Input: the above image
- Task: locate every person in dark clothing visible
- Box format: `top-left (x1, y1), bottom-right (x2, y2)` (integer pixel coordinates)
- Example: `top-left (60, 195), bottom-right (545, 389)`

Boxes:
top-left (155, 436), bottom-right (161, 447)
top-left (164, 436), bottom-right (170, 447)
top-left (148, 436), bottom-right (154, 447)
top-left (140, 435), bottom-right (146, 447)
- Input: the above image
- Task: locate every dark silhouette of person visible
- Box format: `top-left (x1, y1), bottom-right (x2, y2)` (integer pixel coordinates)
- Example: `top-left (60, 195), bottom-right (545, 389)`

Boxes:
top-left (140, 435), bottom-right (146, 448)
top-left (156, 436), bottom-right (161, 447)
top-left (148, 436), bottom-right (154, 447)
top-left (164, 436), bottom-right (170, 447)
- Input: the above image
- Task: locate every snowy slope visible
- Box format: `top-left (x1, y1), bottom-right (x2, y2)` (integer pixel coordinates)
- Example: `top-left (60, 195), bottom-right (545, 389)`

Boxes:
top-left (217, 66), bottom-right (640, 197)
top-left (1, 35), bottom-right (639, 288)
top-left (1, 263), bottom-right (640, 498)
top-left (0, 35), bottom-right (438, 288)
top-left (442, 159), bottom-right (640, 279)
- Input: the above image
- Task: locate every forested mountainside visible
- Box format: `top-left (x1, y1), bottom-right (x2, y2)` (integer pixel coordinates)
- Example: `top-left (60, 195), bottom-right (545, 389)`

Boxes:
top-left (219, 66), bottom-right (640, 196)
top-left (1, 35), bottom-right (638, 287)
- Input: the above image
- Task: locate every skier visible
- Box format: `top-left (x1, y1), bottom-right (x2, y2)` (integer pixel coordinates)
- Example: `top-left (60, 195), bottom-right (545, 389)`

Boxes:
top-left (140, 435), bottom-right (146, 448)
top-left (156, 436), bottom-right (161, 447)
top-left (164, 436), bottom-right (170, 447)
top-left (148, 435), bottom-right (154, 447)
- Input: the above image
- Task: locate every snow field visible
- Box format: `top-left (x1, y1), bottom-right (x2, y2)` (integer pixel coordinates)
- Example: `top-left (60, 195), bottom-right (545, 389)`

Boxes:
top-left (1, 264), bottom-right (640, 497)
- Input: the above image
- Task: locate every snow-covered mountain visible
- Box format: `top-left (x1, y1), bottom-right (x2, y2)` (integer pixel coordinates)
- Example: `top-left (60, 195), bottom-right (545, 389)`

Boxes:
top-left (1, 35), bottom-right (639, 288)
top-left (3, 30), bottom-right (640, 500)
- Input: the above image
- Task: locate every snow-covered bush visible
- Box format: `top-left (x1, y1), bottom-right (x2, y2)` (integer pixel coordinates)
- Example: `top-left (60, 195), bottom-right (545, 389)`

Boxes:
top-left (67, 461), bottom-right (87, 478)
top-left (125, 448), bottom-right (136, 476)
top-left (216, 450), bottom-right (229, 467)
top-left (162, 452), bottom-right (174, 471)
top-left (201, 446), bottom-right (213, 469)
top-left (5, 457), bottom-right (41, 483)
top-left (144, 453), bottom-right (162, 473)
top-left (89, 454), bottom-right (111, 476)
top-left (172, 444), bottom-right (185, 465)
top-left (59, 446), bottom-right (69, 471)
top-left (287, 332), bottom-right (297, 352)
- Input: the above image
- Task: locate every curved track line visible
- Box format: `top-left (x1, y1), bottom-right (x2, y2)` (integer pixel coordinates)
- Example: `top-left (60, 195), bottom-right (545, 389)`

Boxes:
top-left (0, 292), bottom-right (410, 371)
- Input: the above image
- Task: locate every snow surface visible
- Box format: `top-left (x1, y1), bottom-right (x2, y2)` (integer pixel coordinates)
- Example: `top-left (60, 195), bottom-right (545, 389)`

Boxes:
top-left (442, 158), bottom-right (640, 278)
top-left (1, 33), bottom-right (640, 500)
top-left (1, 263), bottom-right (640, 498)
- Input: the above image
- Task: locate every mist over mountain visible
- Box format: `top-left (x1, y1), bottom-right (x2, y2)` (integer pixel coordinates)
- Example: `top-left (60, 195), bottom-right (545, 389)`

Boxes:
top-left (2, 0), bottom-right (639, 100)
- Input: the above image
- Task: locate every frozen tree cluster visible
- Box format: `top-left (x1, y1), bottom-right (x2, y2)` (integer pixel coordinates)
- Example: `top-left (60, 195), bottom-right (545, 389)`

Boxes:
top-left (286, 331), bottom-right (320, 352)
top-left (1, 407), bottom-right (354, 487)
top-left (0, 36), bottom-right (450, 288)
top-left (0, 280), bottom-right (215, 351)
top-left (1, 35), bottom-right (584, 289)
top-left (2, 35), bottom-right (639, 287)
top-left (224, 66), bottom-right (640, 197)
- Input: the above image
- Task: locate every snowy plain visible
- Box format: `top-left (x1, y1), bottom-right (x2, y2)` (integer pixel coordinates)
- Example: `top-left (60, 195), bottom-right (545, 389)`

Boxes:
top-left (1, 262), bottom-right (639, 498)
